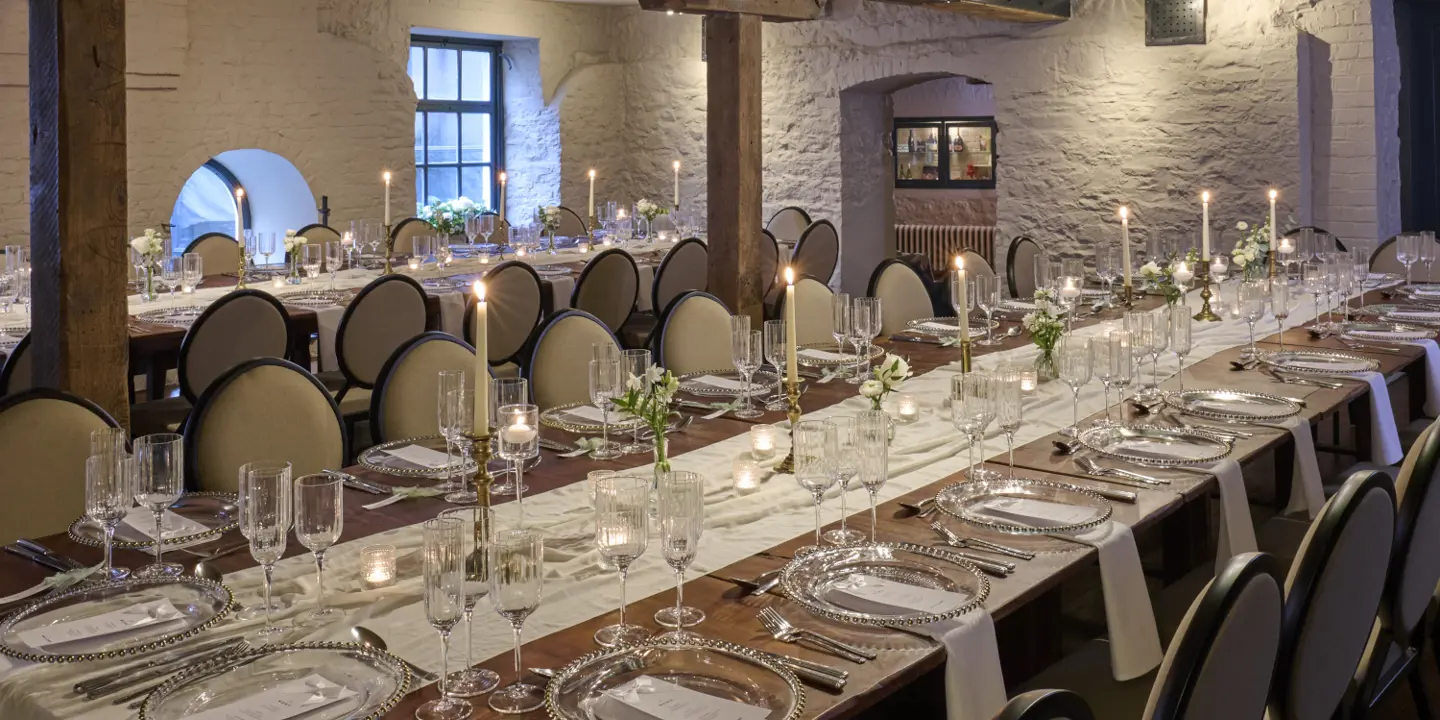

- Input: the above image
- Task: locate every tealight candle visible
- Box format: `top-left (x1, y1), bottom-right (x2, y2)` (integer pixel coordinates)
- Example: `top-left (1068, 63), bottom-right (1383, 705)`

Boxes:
top-left (602, 238), bottom-right (613, 247)
top-left (1059, 277), bottom-right (1081, 300)
top-left (271, 276), bottom-right (285, 289)
top-left (1019, 370), bottom-right (1038, 393)
top-left (516, 248), bottom-right (527, 257)
top-left (407, 257), bottom-right (420, 271)
top-left (1277, 237), bottom-right (1295, 255)
top-left (733, 457), bottom-right (762, 494)
top-left (1210, 259), bottom-right (1227, 279)
top-left (1172, 261), bottom-right (1193, 285)
top-left (578, 242), bottom-right (590, 254)
top-left (896, 395), bottom-right (920, 423)
top-left (480, 254), bottom-right (490, 264)
top-left (361, 544), bottom-right (396, 589)
top-left (502, 419), bottom-right (538, 445)
top-left (750, 425), bottom-right (778, 460)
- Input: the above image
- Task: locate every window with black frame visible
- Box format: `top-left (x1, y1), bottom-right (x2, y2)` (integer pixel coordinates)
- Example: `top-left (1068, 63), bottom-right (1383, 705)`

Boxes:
top-left (407, 35), bottom-right (504, 213)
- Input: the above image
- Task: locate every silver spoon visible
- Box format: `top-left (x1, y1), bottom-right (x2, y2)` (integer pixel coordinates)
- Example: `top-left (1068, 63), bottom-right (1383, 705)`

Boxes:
top-left (350, 626), bottom-right (439, 683)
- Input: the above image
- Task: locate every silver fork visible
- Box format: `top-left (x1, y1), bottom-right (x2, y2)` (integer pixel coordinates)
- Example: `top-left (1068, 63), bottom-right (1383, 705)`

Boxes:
top-left (1075, 456), bottom-right (1170, 485)
top-left (757, 610), bottom-right (868, 663)
top-left (759, 608), bottom-right (877, 662)
top-left (927, 520), bottom-right (1033, 561)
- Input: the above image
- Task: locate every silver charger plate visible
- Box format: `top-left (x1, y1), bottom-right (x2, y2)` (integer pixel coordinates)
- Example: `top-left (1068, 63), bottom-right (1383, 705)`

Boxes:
top-left (1162, 390), bottom-right (1301, 422)
top-left (357, 435), bottom-right (481, 479)
top-left (1079, 424), bottom-right (1232, 466)
top-left (903, 317), bottom-right (1000, 338)
top-left (1341, 321), bottom-right (1434, 341)
top-left (139, 641), bottom-right (410, 720)
top-left (1257, 349), bottom-right (1380, 376)
top-left (534, 266), bottom-right (573, 277)
top-left (545, 636), bottom-right (804, 720)
top-left (0, 323), bottom-right (27, 351)
top-left (778, 542), bottom-right (989, 627)
top-left (0, 577), bottom-right (232, 663)
top-left (934, 478), bottom-right (1113, 535)
top-left (136, 305), bottom-right (206, 327)
top-left (69, 492), bottom-right (238, 550)
top-left (275, 290), bottom-right (348, 309)
top-left (679, 370), bottom-right (780, 398)
top-left (1401, 283), bottom-right (1440, 298)
top-left (1357, 304), bottom-right (1399, 316)
top-left (794, 342), bottom-right (884, 368)
top-left (1366, 272), bottom-right (1404, 286)
top-left (540, 402), bottom-right (645, 434)
top-left (1382, 308), bottom-right (1440, 325)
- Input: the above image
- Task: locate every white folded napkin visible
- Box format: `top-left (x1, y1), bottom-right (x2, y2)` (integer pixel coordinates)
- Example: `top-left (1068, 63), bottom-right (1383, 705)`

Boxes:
top-left (1360, 371), bottom-right (1404, 464)
top-left (438, 292), bottom-right (466, 338)
top-left (382, 444), bottom-right (451, 470)
top-left (691, 374), bottom-right (745, 391)
top-left (1065, 521), bottom-right (1163, 680)
top-left (1205, 458), bottom-right (1257, 568)
top-left (315, 305), bottom-right (346, 373)
top-left (1281, 417), bottom-right (1326, 519)
top-left (1403, 339), bottom-right (1440, 417)
top-left (798, 348), bottom-right (848, 362)
top-left (122, 507), bottom-right (207, 540)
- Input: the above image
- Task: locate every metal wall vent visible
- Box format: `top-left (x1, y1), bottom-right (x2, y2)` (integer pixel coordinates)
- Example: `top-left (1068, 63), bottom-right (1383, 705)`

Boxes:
top-left (1146, 0), bottom-right (1206, 46)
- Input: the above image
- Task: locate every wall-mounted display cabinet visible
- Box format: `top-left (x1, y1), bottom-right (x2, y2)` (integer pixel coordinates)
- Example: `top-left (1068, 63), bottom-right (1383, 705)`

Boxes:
top-left (894, 117), bottom-right (997, 189)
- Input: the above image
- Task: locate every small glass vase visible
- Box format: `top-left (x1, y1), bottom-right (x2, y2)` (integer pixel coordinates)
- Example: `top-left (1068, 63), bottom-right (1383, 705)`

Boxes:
top-left (288, 256), bottom-right (303, 285)
top-left (141, 266), bottom-right (157, 302)
top-left (653, 435), bottom-right (671, 483)
top-left (1034, 348), bottom-right (1059, 381)
top-left (635, 217), bottom-right (651, 242)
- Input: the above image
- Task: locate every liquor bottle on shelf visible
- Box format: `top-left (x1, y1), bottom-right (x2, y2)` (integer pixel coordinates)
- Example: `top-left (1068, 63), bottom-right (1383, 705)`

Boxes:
top-left (926, 131), bottom-right (938, 155)
top-left (952, 130), bottom-right (966, 153)
top-left (905, 129), bottom-right (915, 154)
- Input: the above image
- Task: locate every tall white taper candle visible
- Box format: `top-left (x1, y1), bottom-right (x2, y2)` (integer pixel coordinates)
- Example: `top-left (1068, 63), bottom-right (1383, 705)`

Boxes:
top-left (1201, 191), bottom-right (1211, 262)
top-left (784, 267), bottom-right (798, 384)
top-left (955, 256), bottom-right (969, 338)
top-left (473, 281), bottom-right (489, 432)
top-left (1120, 206), bottom-right (1132, 288)
top-left (383, 171), bottom-right (392, 226)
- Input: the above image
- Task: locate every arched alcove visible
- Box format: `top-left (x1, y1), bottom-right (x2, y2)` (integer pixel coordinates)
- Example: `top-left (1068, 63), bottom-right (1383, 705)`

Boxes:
top-left (169, 149), bottom-right (317, 260)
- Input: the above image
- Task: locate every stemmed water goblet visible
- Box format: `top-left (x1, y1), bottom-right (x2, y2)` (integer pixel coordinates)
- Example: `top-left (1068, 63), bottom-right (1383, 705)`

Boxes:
top-left (1094, 333), bottom-right (1119, 426)
top-left (1302, 262), bottom-right (1326, 330)
top-left (301, 244), bottom-right (323, 280)
top-left (731, 321), bottom-right (764, 419)
top-left (763, 320), bottom-right (788, 411)
top-left (497, 404), bottom-right (540, 514)
top-left (1124, 312), bottom-right (1154, 399)
top-left (619, 350), bottom-right (653, 454)
top-left (793, 420), bottom-right (838, 548)
top-left (856, 411), bottom-right (889, 543)
top-left (1147, 310), bottom-right (1170, 396)
top-left (488, 528), bottom-right (546, 715)
top-left (437, 371), bottom-right (467, 497)
top-left (489, 378), bottom-right (530, 497)
top-left (1057, 336), bottom-right (1092, 436)
top-left (86, 453), bottom-right (135, 581)
top-left (1423, 232), bottom-right (1437, 283)
top-left (1271, 275), bottom-right (1292, 353)
top-left (850, 297), bottom-right (882, 382)
top-left (132, 433), bottom-right (184, 579)
top-left (593, 474), bottom-right (651, 648)
top-left (996, 369), bottom-right (1023, 477)
top-left (974, 274), bottom-right (1001, 345)
top-left (325, 241), bottom-right (344, 290)
top-left (1240, 279), bottom-right (1267, 356)
top-left (588, 359), bottom-right (624, 460)
top-left (478, 213), bottom-right (497, 248)
top-left (1399, 233), bottom-right (1419, 286)
top-left (655, 470), bottom-right (706, 639)
top-left (821, 416), bottom-right (864, 546)
top-left (159, 257), bottom-right (182, 300)
top-left (441, 387), bottom-right (477, 505)
top-left (293, 473), bottom-right (344, 627)
top-left (417, 516), bottom-right (471, 720)
top-left (957, 372), bottom-right (999, 480)
top-left (438, 506), bottom-right (502, 698)
top-left (1095, 240), bottom-right (1119, 304)
top-left (831, 293), bottom-right (852, 380)
top-left (242, 461), bottom-right (292, 645)
top-left (181, 252), bottom-right (202, 294)
top-left (1171, 308), bottom-right (1193, 392)
top-left (1109, 331), bottom-right (1135, 420)
top-left (233, 461), bottom-right (287, 621)
top-left (256, 231), bottom-right (277, 268)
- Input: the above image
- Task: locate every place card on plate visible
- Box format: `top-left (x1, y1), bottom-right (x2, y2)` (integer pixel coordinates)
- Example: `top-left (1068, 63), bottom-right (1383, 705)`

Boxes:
top-left (798, 349), bottom-right (848, 362)
top-left (563, 405), bottom-right (635, 424)
top-left (830, 574), bottom-right (969, 616)
top-left (1114, 438), bottom-right (1216, 461)
top-left (121, 507), bottom-right (208, 540)
top-left (187, 674), bottom-right (357, 720)
top-left (917, 321), bottom-right (960, 332)
top-left (690, 375), bottom-right (745, 391)
top-left (593, 676), bottom-right (770, 720)
top-left (972, 497), bottom-right (1099, 527)
top-left (17, 598), bottom-right (186, 649)
top-left (382, 444), bottom-right (452, 470)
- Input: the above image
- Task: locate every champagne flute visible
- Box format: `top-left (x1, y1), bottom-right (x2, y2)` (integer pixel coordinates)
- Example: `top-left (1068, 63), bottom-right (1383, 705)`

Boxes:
top-left (86, 454), bottom-right (135, 581)
top-left (959, 372), bottom-right (998, 480)
top-left (301, 244), bottom-right (323, 280)
top-left (243, 462), bottom-right (292, 644)
top-left (441, 388), bottom-right (477, 505)
top-left (293, 474), bottom-right (344, 627)
top-left (619, 349), bottom-right (653, 454)
top-left (181, 252), bottom-right (203, 294)
top-left (1399, 233), bottom-right (1419, 286)
top-left (974, 274), bottom-right (1000, 345)
top-left (731, 325), bottom-right (764, 419)
top-left (325, 241), bottom-right (343, 290)
top-left (132, 433), bottom-right (184, 579)
top-left (1095, 240), bottom-right (1119, 303)
top-left (159, 256), bottom-right (182, 300)
top-left (856, 410), bottom-right (889, 543)
top-left (235, 461), bottom-right (286, 621)
top-left (593, 475), bottom-right (651, 648)
top-left (1240, 279), bottom-right (1267, 356)
top-left (654, 470), bottom-right (706, 638)
top-left (1109, 331), bottom-right (1134, 420)
top-left (1272, 274), bottom-right (1292, 353)
top-left (1171, 308), bottom-right (1193, 392)
top-left (1093, 333), bottom-right (1117, 426)
top-left (850, 297), bottom-right (882, 383)
top-left (488, 528), bottom-right (546, 715)
top-left (438, 506), bottom-right (501, 698)
top-left (822, 416), bottom-right (864, 546)
top-left (996, 369), bottom-right (1023, 477)
top-left (1056, 337), bottom-right (1092, 437)
top-left (490, 378), bottom-right (530, 497)
top-left (1124, 312), bottom-right (1154, 400)
top-left (831, 293), bottom-right (852, 379)
top-left (1147, 309), bottom-right (1169, 396)
top-left (437, 370), bottom-right (466, 496)
top-left (417, 516), bottom-right (471, 720)
top-left (763, 320), bottom-right (788, 411)
top-left (497, 404), bottom-right (540, 513)
top-left (793, 420), bottom-right (838, 547)
top-left (588, 359), bottom-right (623, 460)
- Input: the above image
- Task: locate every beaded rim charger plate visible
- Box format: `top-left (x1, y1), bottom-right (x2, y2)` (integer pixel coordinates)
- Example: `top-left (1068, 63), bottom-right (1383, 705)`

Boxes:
top-left (545, 636), bottom-right (804, 720)
top-left (68, 492), bottom-right (238, 550)
top-left (0, 322), bottom-right (27, 350)
top-left (135, 305), bottom-right (206, 327)
top-left (1079, 424), bottom-right (1232, 466)
top-left (540, 402), bottom-right (645, 434)
top-left (794, 342), bottom-right (884, 368)
top-left (779, 542), bottom-right (989, 627)
top-left (275, 289), bottom-right (349, 309)
top-left (1340, 321), bottom-right (1434, 341)
top-left (1162, 389), bottom-right (1301, 422)
top-left (934, 478), bottom-right (1113, 535)
top-left (357, 435), bottom-right (484, 479)
top-left (678, 370), bottom-right (780, 398)
top-left (903, 317), bottom-right (1000, 338)
top-left (1257, 349), bottom-right (1380, 376)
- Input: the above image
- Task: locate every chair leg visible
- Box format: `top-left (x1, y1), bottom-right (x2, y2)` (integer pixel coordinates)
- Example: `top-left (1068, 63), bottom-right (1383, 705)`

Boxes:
top-left (1411, 670), bottom-right (1434, 720)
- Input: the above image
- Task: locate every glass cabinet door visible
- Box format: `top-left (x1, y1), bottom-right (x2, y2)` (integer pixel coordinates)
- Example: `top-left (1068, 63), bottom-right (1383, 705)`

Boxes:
top-left (947, 123), bottom-right (994, 183)
top-left (895, 122), bottom-right (943, 184)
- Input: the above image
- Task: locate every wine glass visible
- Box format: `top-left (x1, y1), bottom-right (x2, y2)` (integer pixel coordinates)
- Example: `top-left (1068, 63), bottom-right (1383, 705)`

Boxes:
top-left (257, 231), bottom-right (278, 267)
top-left (1094, 333), bottom-right (1118, 426)
top-left (955, 372), bottom-right (998, 480)
top-left (1398, 233), bottom-right (1419, 286)
top-left (1147, 310), bottom-right (1170, 395)
top-left (132, 433), bottom-right (184, 579)
top-left (438, 506), bottom-right (502, 698)
top-left (1057, 336), bottom-right (1093, 436)
top-left (996, 369), bottom-right (1023, 477)
top-left (1272, 273), bottom-right (1292, 353)
top-left (763, 320), bottom-right (788, 411)
top-left (325, 241), bottom-right (344, 290)
top-left (1171, 308), bottom-right (1193, 392)
top-left (1240, 279), bottom-right (1268, 357)
top-left (418, 516), bottom-right (471, 720)
top-left (488, 528), bottom-right (546, 715)
top-left (593, 474), bottom-right (651, 648)
top-left (850, 297), bottom-right (882, 383)
top-left (654, 470), bottom-right (706, 638)
top-left (1302, 262), bottom-right (1326, 330)
top-left (242, 461), bottom-right (292, 644)
top-left (1108, 330), bottom-right (1135, 418)
top-left (831, 293), bottom-right (852, 379)
top-left (856, 410), bottom-right (889, 543)
top-left (619, 349), bottom-right (653, 454)
top-left (1095, 240), bottom-right (1119, 302)
top-left (822, 416), bottom-right (864, 546)
top-left (974, 274), bottom-right (1000, 345)
top-left (86, 453), bottom-right (135, 581)
top-left (91, 426), bottom-right (128, 461)
top-left (490, 378), bottom-right (530, 497)
top-left (301, 244), bottom-right (323, 280)
top-left (588, 359), bottom-right (624, 460)
top-left (731, 324), bottom-right (764, 420)
top-left (1423, 231), bottom-right (1437, 283)
top-left (1033, 253), bottom-right (1053, 296)
top-left (293, 473), bottom-right (343, 627)
top-left (497, 404), bottom-right (540, 513)
top-left (437, 371), bottom-right (467, 497)
top-left (159, 256), bottom-right (182, 300)
top-left (441, 388), bottom-right (477, 505)
top-left (181, 252), bottom-right (203, 294)
top-left (793, 420), bottom-right (838, 547)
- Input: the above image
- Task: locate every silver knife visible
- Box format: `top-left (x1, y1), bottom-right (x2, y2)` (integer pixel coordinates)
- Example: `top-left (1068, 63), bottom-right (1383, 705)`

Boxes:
top-left (935, 546), bottom-right (1013, 576)
top-left (89, 640), bottom-right (244, 699)
top-left (887, 335), bottom-right (943, 346)
top-left (75, 637), bottom-right (241, 694)
top-left (16, 539), bottom-right (84, 570)
top-left (4, 545), bottom-right (69, 573)
top-left (1087, 486), bottom-right (1139, 504)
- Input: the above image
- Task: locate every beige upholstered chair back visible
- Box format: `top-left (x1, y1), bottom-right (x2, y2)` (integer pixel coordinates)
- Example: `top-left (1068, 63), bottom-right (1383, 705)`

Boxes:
top-left (391, 218), bottom-right (435, 257)
top-left (468, 261), bottom-right (543, 364)
top-left (758, 229), bottom-right (780, 300)
top-left (526, 311), bottom-right (619, 411)
top-left (572, 249), bottom-right (638, 332)
top-left (869, 261), bottom-right (933, 336)
top-left (766, 206), bottom-right (811, 244)
top-left (556, 207), bottom-right (589, 238)
top-left (653, 238), bottom-right (709, 313)
top-left (1382, 420), bottom-right (1440, 640)
top-left (179, 290), bottom-right (290, 402)
top-left (1142, 552), bottom-right (1283, 719)
top-left (1007, 236), bottom-right (1043, 299)
top-left (0, 334), bottom-right (32, 397)
top-left (961, 249), bottom-right (996, 278)
top-left (658, 292), bottom-right (732, 376)
top-left (1371, 236), bottom-right (1404, 275)
top-left (1273, 470), bottom-right (1396, 720)
top-left (370, 333), bottom-right (476, 443)
top-left (184, 233), bottom-right (241, 277)
top-left (337, 275), bottom-right (429, 388)
top-left (774, 276), bottom-right (837, 346)
top-left (185, 359), bottom-right (345, 493)
top-left (295, 224), bottom-right (342, 253)
top-left (0, 390), bottom-right (117, 544)
top-left (791, 220), bottom-right (839, 284)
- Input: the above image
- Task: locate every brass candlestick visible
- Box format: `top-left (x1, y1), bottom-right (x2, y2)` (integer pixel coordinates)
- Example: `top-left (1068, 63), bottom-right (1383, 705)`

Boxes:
top-left (1194, 263), bottom-right (1221, 321)
top-left (382, 223), bottom-right (395, 275)
top-left (774, 378), bottom-right (803, 474)
top-left (960, 337), bottom-right (973, 373)
top-left (236, 247), bottom-right (246, 290)
top-left (464, 431), bottom-right (496, 508)
top-left (1122, 283), bottom-right (1135, 309)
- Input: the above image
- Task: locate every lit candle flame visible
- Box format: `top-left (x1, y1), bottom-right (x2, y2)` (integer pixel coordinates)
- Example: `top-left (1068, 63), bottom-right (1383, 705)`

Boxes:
top-left (382, 171), bottom-right (391, 184)
top-left (235, 188), bottom-right (244, 199)
top-left (588, 169), bottom-right (595, 179)
top-left (473, 280), bottom-right (485, 303)
top-left (673, 160), bottom-right (681, 170)
top-left (784, 267), bottom-right (795, 285)
top-left (1119, 206), bottom-right (1129, 220)
top-left (498, 171), bottom-right (507, 184)
top-left (1201, 190), bottom-right (1210, 203)
top-left (1269, 189), bottom-right (1278, 200)
top-left (955, 256), bottom-right (964, 271)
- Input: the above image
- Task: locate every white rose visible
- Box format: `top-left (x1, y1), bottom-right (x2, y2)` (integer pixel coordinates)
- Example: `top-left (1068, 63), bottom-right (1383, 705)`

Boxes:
top-left (1140, 261), bottom-right (1161, 276)
top-left (285, 229), bottom-right (297, 238)
top-left (130, 236), bottom-right (149, 254)
top-left (1236, 221), bottom-right (1249, 231)
top-left (859, 379), bottom-right (884, 398)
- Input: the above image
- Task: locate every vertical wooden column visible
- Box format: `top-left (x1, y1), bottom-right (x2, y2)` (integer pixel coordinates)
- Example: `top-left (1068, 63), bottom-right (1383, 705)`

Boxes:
top-left (29, 0), bottom-right (130, 427)
top-left (705, 13), bottom-right (764, 323)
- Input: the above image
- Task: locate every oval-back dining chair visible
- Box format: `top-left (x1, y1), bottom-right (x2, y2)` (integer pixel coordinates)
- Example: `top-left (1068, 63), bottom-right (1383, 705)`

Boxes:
top-left (962, 249), bottom-right (996, 278)
top-left (655, 291), bottom-right (732, 376)
top-left (329, 274), bottom-right (428, 414)
top-left (758, 229), bottom-right (781, 303)
top-left (1006, 235), bottom-right (1044, 299)
top-left (791, 220), bottom-right (839, 285)
top-left (995, 690), bottom-right (1095, 720)
top-left (465, 261), bottom-right (544, 371)
top-left (867, 259), bottom-right (933, 336)
top-left (766, 206), bottom-right (812, 244)
top-left (391, 217), bottom-right (435, 258)
top-left (1371, 235), bottom-right (1405, 275)
top-left (571, 248), bottom-right (639, 334)
top-left (369, 332), bottom-right (480, 443)
top-left (294, 223), bottom-right (342, 249)
top-left (0, 389), bottom-right (118, 545)
top-left (0, 333), bottom-right (31, 397)
top-left (772, 274), bottom-right (837, 346)
top-left (556, 206), bottom-right (589, 239)
top-left (184, 358), bottom-right (345, 493)
top-left (652, 238), bottom-right (709, 314)
top-left (178, 289), bottom-right (291, 403)
top-left (524, 310), bottom-right (621, 411)
top-left (183, 232), bottom-right (241, 277)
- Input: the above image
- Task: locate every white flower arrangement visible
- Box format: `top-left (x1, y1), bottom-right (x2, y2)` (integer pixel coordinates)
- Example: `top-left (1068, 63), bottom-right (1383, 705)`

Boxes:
top-left (419, 196), bottom-right (483, 235)
top-left (1139, 247), bottom-right (1199, 304)
top-left (283, 230), bottom-right (308, 253)
top-left (859, 353), bottom-right (912, 410)
top-left (634, 198), bottom-right (665, 223)
top-left (611, 364), bottom-right (681, 471)
top-left (1022, 289), bottom-right (1065, 353)
top-left (128, 229), bottom-right (165, 262)
top-left (1230, 219), bottom-right (1271, 272)
top-left (535, 205), bottom-right (561, 234)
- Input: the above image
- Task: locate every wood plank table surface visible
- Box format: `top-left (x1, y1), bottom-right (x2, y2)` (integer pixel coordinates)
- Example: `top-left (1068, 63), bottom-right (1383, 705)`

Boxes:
top-left (0, 290), bottom-right (1426, 719)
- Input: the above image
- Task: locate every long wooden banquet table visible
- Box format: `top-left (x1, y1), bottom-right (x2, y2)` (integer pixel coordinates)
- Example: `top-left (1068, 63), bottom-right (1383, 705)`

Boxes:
top-left (0, 289), bottom-right (1427, 719)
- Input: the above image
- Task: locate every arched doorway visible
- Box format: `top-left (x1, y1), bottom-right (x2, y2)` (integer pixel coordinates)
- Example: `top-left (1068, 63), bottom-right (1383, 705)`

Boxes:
top-left (169, 149), bottom-right (317, 261)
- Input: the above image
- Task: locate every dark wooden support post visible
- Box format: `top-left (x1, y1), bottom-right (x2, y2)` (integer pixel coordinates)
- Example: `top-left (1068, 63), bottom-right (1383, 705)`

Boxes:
top-left (29, 0), bottom-right (130, 427)
top-left (705, 13), bottom-right (764, 323)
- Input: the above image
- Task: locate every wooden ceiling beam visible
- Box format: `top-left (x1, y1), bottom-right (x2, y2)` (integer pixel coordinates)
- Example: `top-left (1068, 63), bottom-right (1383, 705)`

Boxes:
top-left (873, 0), bottom-right (1069, 23)
top-left (638, 0), bottom-right (822, 22)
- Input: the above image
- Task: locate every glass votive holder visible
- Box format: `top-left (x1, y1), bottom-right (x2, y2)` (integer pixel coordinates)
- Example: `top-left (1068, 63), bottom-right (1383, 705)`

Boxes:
top-left (578, 242), bottom-right (590, 254)
top-left (750, 425), bottom-right (778, 460)
top-left (895, 394), bottom-right (920, 423)
top-left (480, 254), bottom-right (491, 264)
top-left (1019, 369), bottom-right (1039, 393)
top-left (407, 257), bottom-right (420, 271)
top-left (602, 238), bottom-right (613, 247)
top-left (361, 544), bottom-right (396, 589)
top-left (733, 457), bottom-right (762, 495)
top-left (516, 248), bottom-right (527, 257)
top-left (271, 276), bottom-right (286, 289)
top-left (588, 469), bottom-right (618, 504)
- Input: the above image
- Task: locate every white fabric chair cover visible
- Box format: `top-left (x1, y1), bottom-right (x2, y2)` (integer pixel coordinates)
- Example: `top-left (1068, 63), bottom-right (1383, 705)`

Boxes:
top-left (657, 292), bottom-right (732, 375)
top-left (0, 390), bottom-right (117, 545)
top-left (766, 206), bottom-right (812, 244)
